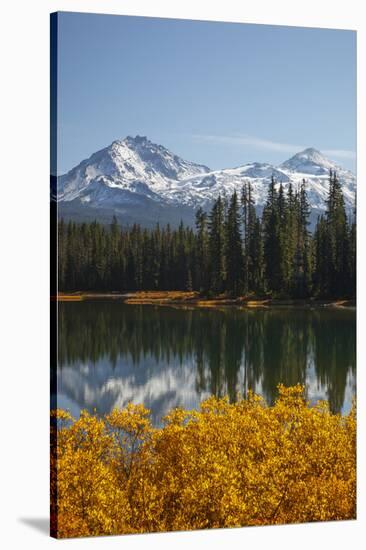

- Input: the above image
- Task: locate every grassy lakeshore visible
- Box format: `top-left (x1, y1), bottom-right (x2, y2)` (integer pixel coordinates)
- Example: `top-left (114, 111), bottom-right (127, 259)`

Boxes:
top-left (55, 290), bottom-right (355, 308)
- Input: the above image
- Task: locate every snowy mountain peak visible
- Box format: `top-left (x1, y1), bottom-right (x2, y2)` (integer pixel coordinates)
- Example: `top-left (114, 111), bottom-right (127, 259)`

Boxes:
top-left (58, 136), bottom-right (210, 202)
top-left (300, 147), bottom-right (323, 157)
top-left (57, 137), bottom-right (356, 229)
top-left (125, 134), bottom-right (149, 145)
top-left (280, 148), bottom-right (335, 175)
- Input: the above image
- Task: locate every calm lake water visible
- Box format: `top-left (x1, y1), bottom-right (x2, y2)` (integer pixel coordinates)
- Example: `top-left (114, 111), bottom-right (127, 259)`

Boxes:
top-left (54, 302), bottom-right (356, 422)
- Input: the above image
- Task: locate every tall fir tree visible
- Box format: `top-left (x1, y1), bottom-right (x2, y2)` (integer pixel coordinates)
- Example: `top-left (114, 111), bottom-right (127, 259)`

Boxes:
top-left (325, 170), bottom-right (348, 296)
top-left (208, 195), bottom-right (225, 293)
top-left (262, 177), bottom-right (281, 293)
top-left (225, 191), bottom-right (243, 295)
top-left (194, 208), bottom-right (209, 291)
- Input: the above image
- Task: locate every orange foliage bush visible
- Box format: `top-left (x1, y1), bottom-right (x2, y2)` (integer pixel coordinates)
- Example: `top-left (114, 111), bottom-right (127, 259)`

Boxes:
top-left (50, 385), bottom-right (356, 538)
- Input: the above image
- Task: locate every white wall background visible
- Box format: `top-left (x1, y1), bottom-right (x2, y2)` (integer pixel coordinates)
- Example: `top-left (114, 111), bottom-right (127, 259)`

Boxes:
top-left (0, 1), bottom-right (364, 548)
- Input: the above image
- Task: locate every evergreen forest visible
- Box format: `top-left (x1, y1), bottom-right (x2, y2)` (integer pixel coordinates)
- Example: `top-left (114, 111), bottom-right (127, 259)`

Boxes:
top-left (58, 171), bottom-right (356, 299)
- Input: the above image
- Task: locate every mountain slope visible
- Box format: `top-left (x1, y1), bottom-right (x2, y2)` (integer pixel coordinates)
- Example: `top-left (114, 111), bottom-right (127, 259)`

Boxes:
top-left (57, 136), bottom-right (356, 228)
top-left (58, 135), bottom-right (210, 202)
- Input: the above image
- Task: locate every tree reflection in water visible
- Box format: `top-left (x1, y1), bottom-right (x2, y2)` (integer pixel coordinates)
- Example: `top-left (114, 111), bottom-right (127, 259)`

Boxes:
top-left (56, 302), bottom-right (355, 422)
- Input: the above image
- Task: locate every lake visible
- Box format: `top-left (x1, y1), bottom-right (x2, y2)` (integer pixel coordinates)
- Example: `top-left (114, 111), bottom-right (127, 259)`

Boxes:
top-left (54, 302), bottom-right (356, 423)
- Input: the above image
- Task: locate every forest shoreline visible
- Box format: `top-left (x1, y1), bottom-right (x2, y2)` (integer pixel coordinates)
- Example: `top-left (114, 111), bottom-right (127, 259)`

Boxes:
top-left (55, 290), bottom-right (356, 308)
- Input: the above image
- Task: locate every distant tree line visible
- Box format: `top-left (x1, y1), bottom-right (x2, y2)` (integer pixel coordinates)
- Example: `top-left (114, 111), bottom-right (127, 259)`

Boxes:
top-left (58, 171), bottom-right (356, 298)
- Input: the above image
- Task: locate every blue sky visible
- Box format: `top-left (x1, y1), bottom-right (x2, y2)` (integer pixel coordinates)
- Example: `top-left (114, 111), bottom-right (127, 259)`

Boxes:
top-left (56, 12), bottom-right (356, 173)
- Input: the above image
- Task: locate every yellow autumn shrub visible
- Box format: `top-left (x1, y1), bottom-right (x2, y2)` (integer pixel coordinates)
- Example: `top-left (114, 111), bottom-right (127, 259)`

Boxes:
top-left (50, 385), bottom-right (356, 538)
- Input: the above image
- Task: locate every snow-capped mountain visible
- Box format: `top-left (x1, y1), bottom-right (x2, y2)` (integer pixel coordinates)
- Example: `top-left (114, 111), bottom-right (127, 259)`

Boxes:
top-left (58, 135), bottom-right (209, 202)
top-left (57, 136), bottom-right (356, 228)
top-left (280, 147), bottom-right (337, 175)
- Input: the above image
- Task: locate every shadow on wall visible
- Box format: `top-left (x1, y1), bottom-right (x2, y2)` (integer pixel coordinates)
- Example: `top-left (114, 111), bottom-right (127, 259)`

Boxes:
top-left (18, 518), bottom-right (49, 536)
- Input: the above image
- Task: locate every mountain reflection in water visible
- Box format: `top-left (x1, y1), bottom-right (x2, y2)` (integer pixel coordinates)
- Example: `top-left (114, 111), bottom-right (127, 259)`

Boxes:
top-left (54, 302), bottom-right (356, 424)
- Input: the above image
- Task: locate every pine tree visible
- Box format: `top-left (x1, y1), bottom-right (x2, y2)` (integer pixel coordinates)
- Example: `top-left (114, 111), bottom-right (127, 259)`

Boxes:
top-left (277, 182), bottom-right (289, 294)
top-left (284, 182), bottom-right (297, 294)
top-left (262, 176), bottom-right (281, 293)
top-left (208, 195), bottom-right (225, 293)
top-left (292, 180), bottom-right (311, 297)
top-left (241, 184), bottom-right (249, 294)
top-left (250, 218), bottom-right (265, 293)
top-left (313, 215), bottom-right (328, 296)
top-left (325, 170), bottom-right (348, 296)
top-left (241, 182), bottom-right (260, 294)
top-left (225, 191), bottom-right (243, 296)
top-left (348, 210), bottom-right (356, 297)
top-left (58, 218), bottom-right (66, 290)
top-left (195, 208), bottom-right (209, 292)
